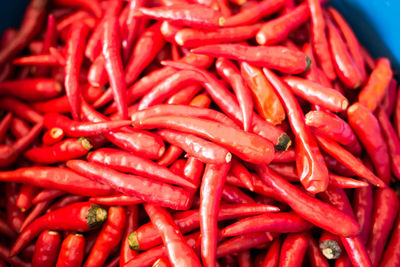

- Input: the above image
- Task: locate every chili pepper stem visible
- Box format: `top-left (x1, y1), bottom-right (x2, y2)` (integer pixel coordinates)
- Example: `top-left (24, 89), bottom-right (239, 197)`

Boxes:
top-left (85, 204), bottom-right (108, 228)
top-left (128, 232), bottom-right (140, 250)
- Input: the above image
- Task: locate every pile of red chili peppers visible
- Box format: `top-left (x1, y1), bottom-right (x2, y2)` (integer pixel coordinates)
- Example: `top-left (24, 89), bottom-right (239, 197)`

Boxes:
top-left (0, 0), bottom-right (399, 266)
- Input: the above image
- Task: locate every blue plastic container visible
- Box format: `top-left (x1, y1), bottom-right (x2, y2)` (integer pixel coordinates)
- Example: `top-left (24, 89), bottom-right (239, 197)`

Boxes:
top-left (1, 0), bottom-right (399, 71)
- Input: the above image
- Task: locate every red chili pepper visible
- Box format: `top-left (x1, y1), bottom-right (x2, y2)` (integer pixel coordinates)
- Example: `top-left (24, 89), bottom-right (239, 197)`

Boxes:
top-left (175, 23), bottom-right (262, 48)
top-left (240, 62), bottom-right (285, 125)
top-left (314, 132), bottom-right (386, 187)
top-left (144, 204), bottom-right (202, 267)
top-left (16, 184), bottom-right (40, 212)
top-left (67, 160), bottom-right (191, 210)
top-left (125, 22), bottom-right (166, 85)
top-left (192, 44), bottom-right (310, 74)
top-left (0, 97), bottom-right (43, 124)
top-left (358, 58), bottom-right (393, 112)
top-left (308, 0), bottom-right (336, 80)
top-left (222, 184), bottom-right (255, 204)
top-left (0, 243), bottom-right (31, 267)
top-left (199, 163), bottom-right (230, 266)
top-left (379, 207), bottom-right (400, 266)
top-left (282, 76), bottom-right (349, 112)
top-left (326, 18), bottom-right (362, 89)
top-left (229, 157), bottom-right (254, 191)
top-left (260, 237), bottom-right (280, 267)
top-left (32, 189), bottom-right (66, 204)
top-left (137, 4), bottom-right (224, 29)
top-left (352, 186), bottom-right (373, 245)
top-left (83, 206), bottom-right (126, 267)
top-left (10, 202), bottom-right (107, 256)
top-left (0, 166), bottom-right (114, 196)
top-left (256, 3), bottom-right (309, 45)
top-left (42, 127), bottom-right (64, 146)
top-left (64, 22), bottom-right (89, 120)
top-left (13, 54), bottom-right (61, 66)
top-left (263, 67), bottom-right (329, 193)
top-left (305, 110), bottom-right (362, 156)
top-left (118, 205), bottom-right (139, 265)
top-left (6, 183), bottom-right (26, 233)
top-left (121, 0), bottom-right (145, 60)
top-left (87, 56), bottom-right (108, 87)
top-left (55, 233), bottom-right (86, 267)
top-left (0, 112), bottom-right (12, 144)
top-left (279, 233), bottom-right (309, 267)
top-left (0, 0), bottom-right (48, 66)
top-left (223, 0), bottom-right (285, 27)
top-left (89, 194), bottom-right (141, 206)
top-left (347, 103), bottom-right (391, 185)
top-left (319, 231), bottom-right (343, 260)
top-left (366, 188), bottom-right (399, 266)
top-left (157, 145), bottom-right (184, 167)
top-left (216, 58), bottom-right (253, 131)
top-left (19, 199), bottom-right (52, 232)
top-left (53, 0), bottom-right (102, 18)
top-left (380, 78), bottom-right (397, 116)
top-left (221, 211), bottom-right (312, 237)
top-left (46, 195), bottom-right (88, 214)
top-left (24, 138), bottom-right (92, 164)
top-left (10, 116), bottom-right (31, 140)
top-left (306, 233), bottom-right (330, 267)
top-left (34, 14), bottom-right (57, 77)
top-left (0, 217), bottom-right (16, 239)
top-left (272, 148), bottom-right (295, 163)
top-left (32, 230), bottom-right (61, 267)
top-left (217, 232), bottom-right (274, 258)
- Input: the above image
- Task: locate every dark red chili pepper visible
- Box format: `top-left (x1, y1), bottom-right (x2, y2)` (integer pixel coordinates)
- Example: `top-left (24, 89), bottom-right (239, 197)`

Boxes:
top-left (221, 211), bottom-right (312, 237)
top-left (366, 188), bottom-right (399, 266)
top-left (34, 14), bottom-right (57, 77)
top-left (32, 230), bottom-right (61, 267)
top-left (379, 207), bottom-right (400, 266)
top-left (352, 186), bottom-right (373, 244)
top-left (64, 22), bottom-right (89, 120)
top-left (223, 0), bottom-right (285, 27)
top-left (66, 160), bottom-right (191, 210)
top-left (137, 4), bottom-right (224, 29)
top-left (55, 233), bottom-right (86, 267)
top-left (200, 163), bottom-right (230, 266)
top-left (16, 184), bottom-right (40, 212)
top-left (0, 97), bottom-right (43, 124)
top-left (380, 78), bottom-right (397, 116)
top-left (19, 199), bottom-right (52, 232)
top-left (192, 44), bottom-right (310, 74)
top-left (6, 183), bottom-right (26, 232)
top-left (89, 194), bottom-right (141, 206)
top-left (326, 18), bottom-right (362, 89)
top-left (144, 204), bottom-right (202, 267)
top-left (305, 110), bottom-right (361, 156)
top-left (10, 202), bottom-right (107, 256)
top-left (0, 0), bottom-right (48, 66)
top-left (0, 217), bottom-right (16, 239)
top-left (10, 116), bottom-right (30, 140)
top-left (358, 58), bottom-right (393, 112)
top-left (42, 127), bottom-right (64, 146)
top-left (84, 206), bottom-right (126, 267)
top-left (314, 132), bottom-right (386, 187)
top-left (0, 112), bottom-right (12, 144)
top-left (53, 0), bottom-right (102, 18)
top-left (347, 103), bottom-right (391, 185)
top-left (308, 0), bottom-right (336, 80)
top-left (24, 138), bottom-right (92, 164)
top-left (0, 243), bottom-right (31, 267)
top-left (88, 147), bottom-right (195, 189)
top-left (32, 189), bottom-right (66, 204)
top-left (222, 184), bottom-right (255, 204)
top-left (263, 67), bottom-right (329, 193)
top-left (46, 195), bottom-right (87, 214)
top-left (256, 3), bottom-right (309, 45)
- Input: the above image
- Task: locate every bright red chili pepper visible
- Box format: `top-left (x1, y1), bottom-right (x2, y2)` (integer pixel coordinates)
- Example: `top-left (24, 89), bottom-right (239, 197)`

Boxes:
top-left (263, 67), bottom-right (329, 193)
top-left (89, 194), bottom-right (141, 206)
top-left (34, 14), bottom-right (57, 77)
top-left (13, 54), bottom-right (61, 66)
top-left (157, 145), bottom-right (184, 167)
top-left (67, 160), bottom-right (191, 210)
top-left (10, 116), bottom-right (30, 139)
top-left (278, 233), bottom-right (309, 267)
top-left (87, 55), bottom-right (108, 87)
top-left (119, 205), bottom-right (139, 266)
top-left (229, 157), bottom-right (254, 192)
top-left (32, 189), bottom-right (66, 204)
top-left (319, 231), bottom-right (343, 260)
top-left (222, 184), bottom-right (254, 204)
top-left (144, 204), bottom-right (202, 267)
top-left (347, 103), bottom-right (391, 185)
top-left (152, 257), bottom-right (171, 267)
top-left (46, 195), bottom-right (88, 214)
top-left (366, 188), bottom-right (399, 266)
top-left (10, 202), bottom-right (107, 256)
top-left (306, 233), bottom-right (330, 267)
top-left (352, 186), bottom-right (373, 244)
top-left (260, 237), bottom-right (280, 267)
top-left (16, 184), bottom-right (40, 212)
top-left (32, 230), bottom-right (61, 267)
top-left (379, 206), bottom-right (400, 266)
top-left (55, 233), bottom-right (86, 267)
top-left (42, 127), bottom-right (64, 146)
top-left (192, 44), bottom-right (310, 74)
top-left (88, 147), bottom-right (196, 189)
top-left (19, 198), bottom-right (53, 232)
top-left (257, 3), bottom-right (309, 45)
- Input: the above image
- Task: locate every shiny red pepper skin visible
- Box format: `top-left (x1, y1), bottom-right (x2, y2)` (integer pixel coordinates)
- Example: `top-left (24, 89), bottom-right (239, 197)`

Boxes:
top-left (46, 195), bottom-right (88, 214)
top-left (279, 233), bottom-right (309, 267)
top-left (53, 0), bottom-right (102, 18)
top-left (56, 233), bottom-right (86, 267)
top-left (16, 184), bottom-right (39, 211)
top-left (0, 78), bottom-right (62, 101)
top-left (19, 199), bottom-right (53, 232)
top-left (0, 217), bottom-right (16, 239)
top-left (379, 205), bottom-right (400, 266)
top-left (42, 127), bottom-right (64, 146)
top-left (32, 230), bottom-right (61, 267)
top-left (10, 202), bottom-right (107, 256)
top-left (306, 233), bottom-right (330, 267)
top-left (0, 97), bottom-right (43, 124)
top-left (120, 205), bottom-right (139, 266)
top-left (0, 112), bottom-right (12, 144)
top-left (222, 185), bottom-right (255, 204)
top-left (32, 189), bottom-right (66, 204)
top-left (352, 186), bottom-right (373, 244)
top-left (261, 237), bottom-right (280, 267)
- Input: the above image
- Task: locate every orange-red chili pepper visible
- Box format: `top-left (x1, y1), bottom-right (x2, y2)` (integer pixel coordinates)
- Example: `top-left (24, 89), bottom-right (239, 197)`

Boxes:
top-left (56, 233), bottom-right (86, 267)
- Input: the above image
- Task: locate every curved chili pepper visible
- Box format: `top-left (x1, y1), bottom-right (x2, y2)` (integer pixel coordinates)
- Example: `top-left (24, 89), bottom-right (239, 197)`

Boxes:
top-left (352, 186), bottom-right (373, 244)
top-left (279, 233), bottom-right (308, 267)
top-left (42, 127), bottom-right (64, 146)
top-left (46, 195), bottom-right (88, 214)
top-left (0, 0), bottom-right (47, 66)
top-left (24, 138), bottom-right (92, 164)
top-left (16, 184), bottom-right (40, 211)
top-left (216, 58), bottom-right (253, 131)
top-left (6, 183), bottom-right (26, 233)
top-left (88, 147), bottom-right (196, 189)
top-left (314, 132), bottom-right (386, 187)
top-left (192, 44), bottom-right (310, 74)
top-left (379, 207), bottom-right (400, 266)
top-left (157, 145), bottom-right (183, 167)
top-left (88, 56), bottom-right (108, 87)
top-left (256, 3), bottom-right (309, 45)
top-left (305, 110), bottom-right (361, 156)
top-left (166, 84), bottom-right (203, 106)
top-left (34, 14), bottom-right (57, 77)
top-left (56, 233), bottom-right (86, 267)
top-left (121, 0), bottom-right (145, 60)
top-left (229, 157), bottom-right (254, 191)
top-left (381, 78), bottom-right (397, 116)
top-left (222, 211), bottom-right (312, 237)
top-left (222, 184), bottom-right (254, 204)
top-left (0, 217), bottom-right (16, 239)
top-left (0, 97), bottom-right (43, 124)
top-left (263, 67), bottom-right (329, 193)
top-left (319, 231), bottom-right (343, 260)
top-left (306, 233), bottom-right (330, 267)
top-left (132, 115), bottom-right (274, 164)
top-left (144, 204), bottom-right (202, 267)
top-left (175, 24), bottom-right (261, 48)
top-left (64, 22), bottom-right (89, 120)
top-left (32, 189), bottom-right (66, 204)
top-left (308, 0), bottom-right (336, 80)
top-left (285, 76), bottom-right (348, 111)
top-left (67, 160), bottom-right (191, 210)
top-left (10, 202), bottom-right (107, 256)
top-left (240, 61), bottom-right (285, 125)
top-left (32, 230), bottom-right (61, 267)
top-left (13, 54), bottom-right (61, 66)
top-left (328, 7), bottom-right (366, 83)
top-left (119, 205), bottom-right (139, 266)
top-left (366, 188), bottom-right (399, 266)
top-left (0, 112), bottom-right (12, 144)
top-left (161, 60), bottom-right (291, 151)
top-left (19, 199), bottom-right (53, 232)
top-left (84, 206), bottom-right (126, 267)
top-left (358, 58), bottom-right (393, 112)
top-left (0, 243), bottom-right (31, 267)
top-left (137, 4), bottom-right (224, 29)
top-left (347, 103), bottom-right (391, 185)
top-left (255, 164), bottom-right (359, 236)
top-left (10, 117), bottom-right (30, 139)
top-left (43, 113), bottom-right (130, 137)
top-left (273, 148), bottom-right (295, 163)
top-left (224, 0), bottom-right (285, 27)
